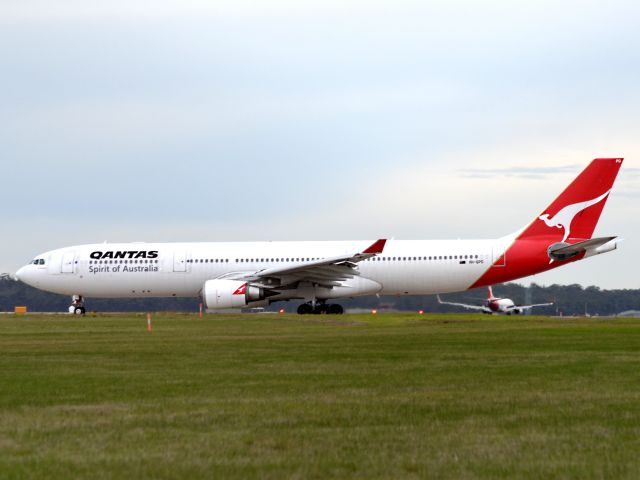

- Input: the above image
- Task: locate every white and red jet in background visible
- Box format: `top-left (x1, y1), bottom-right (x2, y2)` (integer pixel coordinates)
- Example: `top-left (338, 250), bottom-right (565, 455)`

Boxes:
top-left (16, 158), bottom-right (623, 314)
top-left (437, 286), bottom-right (553, 315)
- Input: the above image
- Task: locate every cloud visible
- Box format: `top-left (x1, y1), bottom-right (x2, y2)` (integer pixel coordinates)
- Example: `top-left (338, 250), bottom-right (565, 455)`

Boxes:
top-left (1, 0), bottom-right (639, 289)
top-left (457, 165), bottom-right (582, 179)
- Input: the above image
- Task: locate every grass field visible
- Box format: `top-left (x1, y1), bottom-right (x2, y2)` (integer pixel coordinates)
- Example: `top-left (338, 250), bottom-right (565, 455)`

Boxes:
top-left (1, 313), bottom-right (640, 479)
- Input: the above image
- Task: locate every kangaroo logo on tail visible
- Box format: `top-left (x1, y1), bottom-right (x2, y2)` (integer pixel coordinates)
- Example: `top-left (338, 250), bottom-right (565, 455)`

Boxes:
top-left (538, 190), bottom-right (610, 242)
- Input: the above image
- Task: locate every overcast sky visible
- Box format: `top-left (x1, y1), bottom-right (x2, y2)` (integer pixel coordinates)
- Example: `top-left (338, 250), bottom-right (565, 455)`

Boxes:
top-left (1, 0), bottom-right (638, 289)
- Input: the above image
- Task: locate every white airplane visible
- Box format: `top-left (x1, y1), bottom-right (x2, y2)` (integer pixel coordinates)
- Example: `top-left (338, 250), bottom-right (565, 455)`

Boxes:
top-left (15, 158), bottom-right (623, 315)
top-left (437, 286), bottom-right (553, 315)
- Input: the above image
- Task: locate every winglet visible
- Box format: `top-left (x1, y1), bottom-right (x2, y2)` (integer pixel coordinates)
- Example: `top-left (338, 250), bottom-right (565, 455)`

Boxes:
top-left (363, 239), bottom-right (387, 254)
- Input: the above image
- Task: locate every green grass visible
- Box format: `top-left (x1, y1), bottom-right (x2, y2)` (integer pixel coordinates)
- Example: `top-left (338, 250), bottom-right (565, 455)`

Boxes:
top-left (1, 313), bottom-right (640, 479)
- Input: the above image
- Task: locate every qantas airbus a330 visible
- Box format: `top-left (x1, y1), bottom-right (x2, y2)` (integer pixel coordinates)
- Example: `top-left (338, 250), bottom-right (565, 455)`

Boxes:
top-left (16, 158), bottom-right (623, 314)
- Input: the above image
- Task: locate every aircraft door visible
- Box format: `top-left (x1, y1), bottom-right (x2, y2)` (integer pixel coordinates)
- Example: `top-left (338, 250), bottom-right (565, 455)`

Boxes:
top-left (48, 252), bottom-right (63, 274)
top-left (173, 250), bottom-right (187, 272)
top-left (61, 251), bottom-right (75, 273)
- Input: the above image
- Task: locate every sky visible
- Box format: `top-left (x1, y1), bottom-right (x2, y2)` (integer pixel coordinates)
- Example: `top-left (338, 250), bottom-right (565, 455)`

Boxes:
top-left (1, 0), bottom-right (638, 289)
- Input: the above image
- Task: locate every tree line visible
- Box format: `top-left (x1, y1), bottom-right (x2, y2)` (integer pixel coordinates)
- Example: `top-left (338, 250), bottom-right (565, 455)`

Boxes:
top-left (1, 276), bottom-right (638, 316)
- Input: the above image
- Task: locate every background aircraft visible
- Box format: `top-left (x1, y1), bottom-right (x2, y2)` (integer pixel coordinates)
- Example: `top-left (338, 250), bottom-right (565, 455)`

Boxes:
top-left (437, 286), bottom-right (553, 315)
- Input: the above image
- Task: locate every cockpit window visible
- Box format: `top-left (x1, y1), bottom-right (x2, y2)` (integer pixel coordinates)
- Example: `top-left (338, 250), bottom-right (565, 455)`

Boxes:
top-left (32, 259), bottom-right (45, 265)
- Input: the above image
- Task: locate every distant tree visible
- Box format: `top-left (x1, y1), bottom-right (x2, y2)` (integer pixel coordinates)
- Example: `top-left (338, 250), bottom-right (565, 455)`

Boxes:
top-left (1, 276), bottom-right (639, 315)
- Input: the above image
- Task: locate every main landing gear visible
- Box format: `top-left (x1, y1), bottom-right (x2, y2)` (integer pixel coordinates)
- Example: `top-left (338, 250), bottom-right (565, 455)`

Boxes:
top-left (68, 295), bottom-right (86, 315)
top-left (297, 302), bottom-right (344, 315)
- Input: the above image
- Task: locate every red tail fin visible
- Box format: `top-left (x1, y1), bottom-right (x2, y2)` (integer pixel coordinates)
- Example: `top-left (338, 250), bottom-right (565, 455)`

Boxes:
top-left (520, 158), bottom-right (623, 242)
top-left (470, 158), bottom-right (623, 289)
top-left (487, 286), bottom-right (496, 300)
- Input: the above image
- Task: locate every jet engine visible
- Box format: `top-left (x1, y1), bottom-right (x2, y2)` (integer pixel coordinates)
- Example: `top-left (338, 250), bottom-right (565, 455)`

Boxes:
top-left (203, 279), bottom-right (276, 310)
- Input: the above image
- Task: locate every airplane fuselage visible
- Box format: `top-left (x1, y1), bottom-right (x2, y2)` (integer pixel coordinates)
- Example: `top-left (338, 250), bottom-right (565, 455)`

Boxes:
top-left (487, 298), bottom-right (517, 313)
top-left (18, 238), bottom-right (514, 299)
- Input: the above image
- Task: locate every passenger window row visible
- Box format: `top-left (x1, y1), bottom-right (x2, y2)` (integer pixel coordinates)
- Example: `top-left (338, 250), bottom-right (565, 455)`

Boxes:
top-left (188, 258), bottom-right (320, 264)
top-left (188, 259), bottom-right (229, 263)
top-left (185, 255), bottom-right (482, 265)
top-left (89, 259), bottom-right (159, 265)
top-left (367, 254), bottom-right (481, 261)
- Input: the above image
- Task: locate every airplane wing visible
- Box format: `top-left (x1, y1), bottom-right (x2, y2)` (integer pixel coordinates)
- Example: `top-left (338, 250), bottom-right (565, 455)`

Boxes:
top-left (510, 302), bottom-right (554, 311)
top-left (218, 239), bottom-right (386, 289)
top-left (437, 295), bottom-right (492, 313)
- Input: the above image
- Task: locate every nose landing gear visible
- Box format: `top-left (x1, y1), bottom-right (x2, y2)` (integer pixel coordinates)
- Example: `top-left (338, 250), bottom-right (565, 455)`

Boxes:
top-left (69, 295), bottom-right (86, 315)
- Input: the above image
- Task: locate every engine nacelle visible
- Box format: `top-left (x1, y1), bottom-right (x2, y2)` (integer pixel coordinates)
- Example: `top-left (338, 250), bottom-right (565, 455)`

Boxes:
top-left (203, 279), bottom-right (271, 310)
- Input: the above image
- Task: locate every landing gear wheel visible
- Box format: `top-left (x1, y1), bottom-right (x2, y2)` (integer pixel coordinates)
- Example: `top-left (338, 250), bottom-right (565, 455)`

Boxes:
top-left (327, 304), bottom-right (344, 315)
top-left (313, 304), bottom-right (328, 314)
top-left (297, 303), bottom-right (314, 315)
top-left (69, 295), bottom-right (86, 315)
top-left (297, 302), bottom-right (342, 315)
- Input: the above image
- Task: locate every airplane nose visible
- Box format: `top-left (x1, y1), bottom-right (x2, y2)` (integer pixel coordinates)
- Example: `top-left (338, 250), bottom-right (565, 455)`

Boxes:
top-left (15, 266), bottom-right (26, 281)
top-left (15, 265), bottom-right (37, 286)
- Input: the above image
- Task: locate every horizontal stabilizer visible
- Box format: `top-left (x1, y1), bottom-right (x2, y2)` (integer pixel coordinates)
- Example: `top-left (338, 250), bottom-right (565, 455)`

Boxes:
top-left (548, 236), bottom-right (617, 261)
